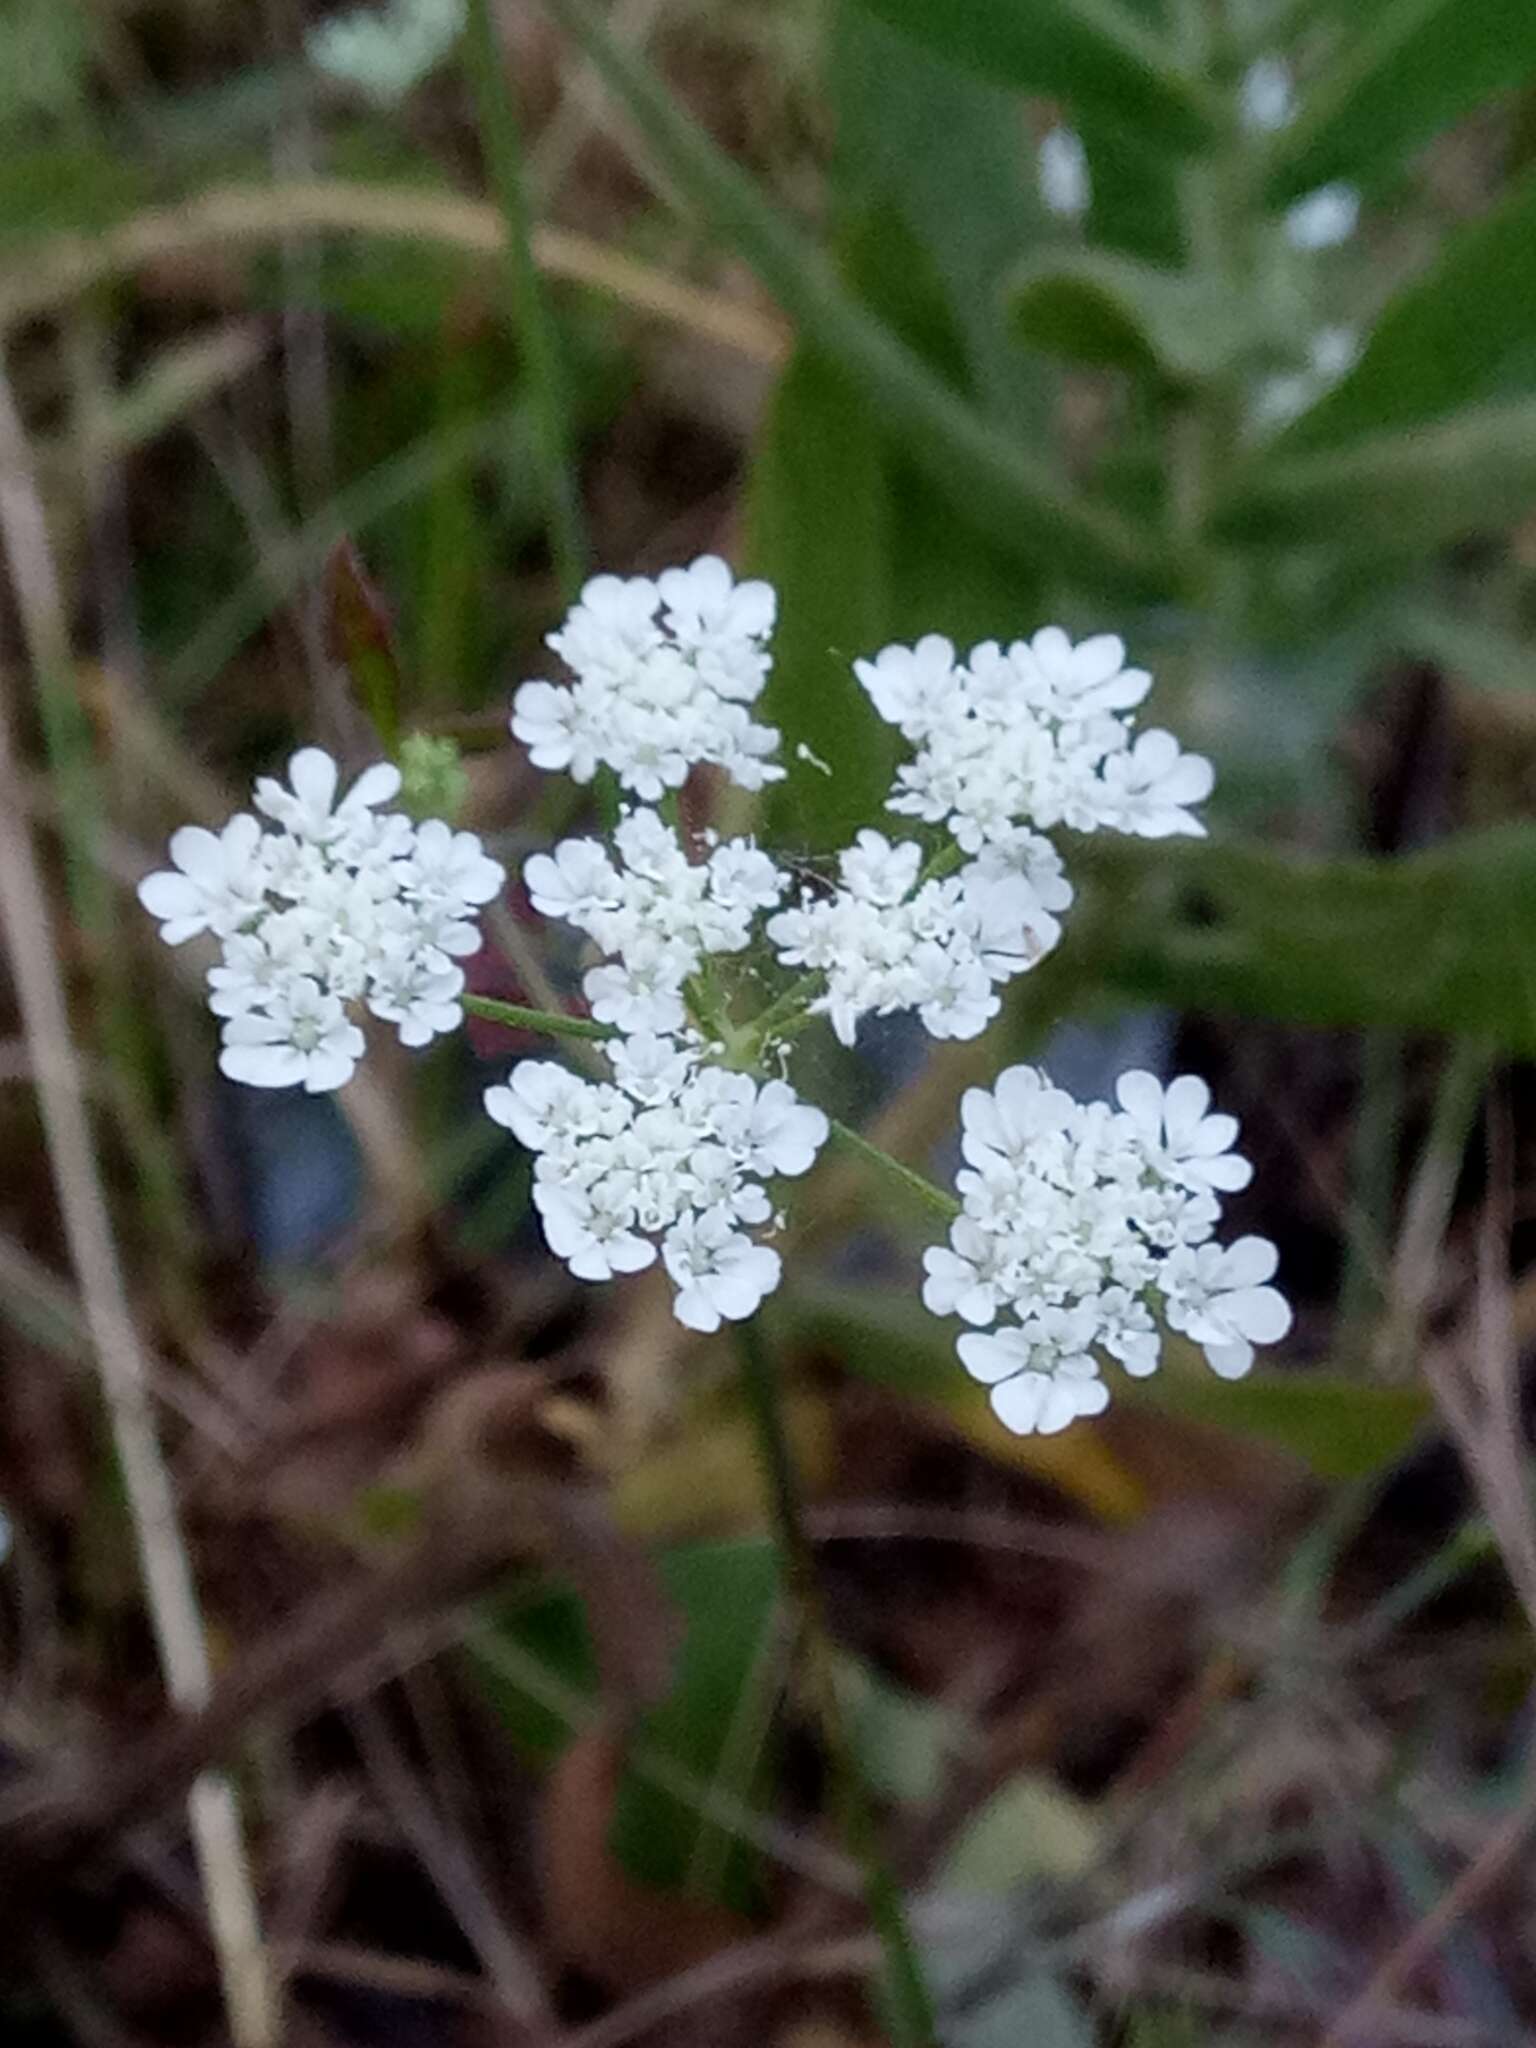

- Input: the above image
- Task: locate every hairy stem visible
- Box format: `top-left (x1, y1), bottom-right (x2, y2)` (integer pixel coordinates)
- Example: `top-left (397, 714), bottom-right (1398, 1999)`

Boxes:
top-left (463, 992), bottom-right (615, 1042)
top-left (462, 0), bottom-right (587, 601)
top-left (827, 1120), bottom-right (960, 1224)
top-left (734, 1320), bottom-right (937, 2046)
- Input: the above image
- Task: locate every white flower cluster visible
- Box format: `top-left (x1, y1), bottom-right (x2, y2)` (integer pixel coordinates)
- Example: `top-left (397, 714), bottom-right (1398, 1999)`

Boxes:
top-left (485, 1034), bottom-right (827, 1331)
top-left (857, 628), bottom-right (1214, 853)
top-left (306, 0), bottom-right (465, 105)
top-left (767, 829), bottom-right (1069, 1047)
top-left (138, 749), bottom-right (504, 1093)
top-left (511, 557), bottom-right (784, 798)
top-left (524, 808), bottom-right (784, 1036)
top-left (924, 1065), bottom-right (1291, 1436)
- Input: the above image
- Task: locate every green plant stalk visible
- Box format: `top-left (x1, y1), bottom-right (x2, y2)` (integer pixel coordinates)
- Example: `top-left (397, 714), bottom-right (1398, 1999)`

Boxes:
top-left (462, 992), bottom-right (615, 1042)
top-left (734, 1318), bottom-right (938, 2047)
top-left (827, 1119), bottom-right (960, 1223)
top-left (462, 0), bottom-right (587, 602)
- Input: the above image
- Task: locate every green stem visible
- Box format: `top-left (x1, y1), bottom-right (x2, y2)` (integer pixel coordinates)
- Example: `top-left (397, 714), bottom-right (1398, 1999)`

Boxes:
top-left (462, 992), bottom-right (614, 1042)
top-left (827, 1120), bottom-right (960, 1224)
top-left (462, 0), bottom-right (587, 602)
top-left (734, 1319), bottom-right (938, 2048)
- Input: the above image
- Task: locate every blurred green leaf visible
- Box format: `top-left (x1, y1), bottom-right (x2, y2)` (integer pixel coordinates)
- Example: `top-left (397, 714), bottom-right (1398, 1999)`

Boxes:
top-left (749, 348), bottom-right (898, 850)
top-left (1079, 115), bottom-right (1186, 264)
top-left (1011, 251), bottom-right (1248, 378)
top-left (1127, 1368), bottom-right (1430, 1479)
top-left (0, 0), bottom-right (91, 129)
top-left (850, 0), bottom-right (1218, 155)
top-left (541, 0), bottom-right (1171, 601)
top-left (1278, 171), bottom-right (1536, 447)
top-left (1217, 397), bottom-right (1536, 550)
top-left (326, 541), bottom-right (405, 754)
top-left (831, 3), bottom-right (1048, 426)
top-left (1087, 826), bottom-right (1536, 1051)
top-left (1263, 0), bottom-right (1536, 204)
top-left (795, 1289), bottom-right (1425, 1485)
top-left (609, 1540), bottom-right (781, 1911)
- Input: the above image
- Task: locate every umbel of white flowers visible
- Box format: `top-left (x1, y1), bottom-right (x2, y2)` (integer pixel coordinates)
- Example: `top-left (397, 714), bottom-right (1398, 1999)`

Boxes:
top-left (486, 1032), bottom-right (828, 1333)
top-left (139, 557), bottom-right (1290, 1419)
top-left (922, 1066), bottom-right (1292, 1434)
top-left (138, 749), bottom-right (504, 1092)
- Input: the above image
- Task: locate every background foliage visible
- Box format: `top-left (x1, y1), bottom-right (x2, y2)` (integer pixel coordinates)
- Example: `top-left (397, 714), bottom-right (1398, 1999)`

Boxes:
top-left (5, 1), bottom-right (1536, 2043)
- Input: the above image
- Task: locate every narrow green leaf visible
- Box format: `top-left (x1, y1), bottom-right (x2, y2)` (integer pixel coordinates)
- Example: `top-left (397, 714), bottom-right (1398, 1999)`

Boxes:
top-left (1011, 251), bottom-right (1249, 379)
top-left (1263, 0), bottom-right (1536, 204)
top-left (1277, 170), bottom-right (1536, 448)
top-left (609, 1540), bottom-right (781, 1911)
top-left (749, 348), bottom-right (898, 851)
top-left (850, 0), bottom-right (1218, 155)
top-left (1217, 397), bottom-right (1536, 550)
top-left (539, 0), bottom-right (1171, 601)
top-left (325, 540), bottom-right (404, 754)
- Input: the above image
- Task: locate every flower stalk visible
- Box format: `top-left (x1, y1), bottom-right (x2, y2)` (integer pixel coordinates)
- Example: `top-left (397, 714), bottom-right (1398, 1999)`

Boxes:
top-left (733, 1318), bottom-right (938, 2047)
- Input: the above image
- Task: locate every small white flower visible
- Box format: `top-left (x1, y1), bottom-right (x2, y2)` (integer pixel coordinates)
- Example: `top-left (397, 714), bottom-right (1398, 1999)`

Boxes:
top-left (137, 815), bottom-right (268, 944)
top-left (218, 976), bottom-right (366, 1093)
top-left (307, 0), bottom-right (465, 105)
top-left (1240, 55), bottom-right (1293, 133)
top-left (524, 839), bottom-right (620, 923)
top-left (253, 747), bottom-right (401, 848)
top-left (535, 1184), bottom-right (656, 1282)
top-left (1114, 1071), bottom-right (1253, 1193)
top-left (746, 1081), bottom-right (829, 1178)
top-left (609, 1031), bottom-right (698, 1105)
top-left (663, 1207), bottom-right (782, 1333)
top-left (1097, 728), bottom-right (1214, 838)
top-left (1163, 1235), bottom-right (1293, 1378)
top-left (957, 1328), bottom-right (1109, 1435)
top-left (1285, 183), bottom-right (1360, 251)
top-left (1038, 126), bottom-right (1090, 218)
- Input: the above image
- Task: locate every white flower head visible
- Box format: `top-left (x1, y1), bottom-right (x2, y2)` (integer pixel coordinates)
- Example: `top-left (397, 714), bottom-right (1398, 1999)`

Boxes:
top-left (484, 1031), bottom-right (826, 1331)
top-left (511, 557), bottom-right (785, 797)
top-left (855, 624), bottom-right (1211, 870)
top-left (923, 1063), bottom-right (1289, 1434)
top-left (140, 749), bottom-right (504, 1090)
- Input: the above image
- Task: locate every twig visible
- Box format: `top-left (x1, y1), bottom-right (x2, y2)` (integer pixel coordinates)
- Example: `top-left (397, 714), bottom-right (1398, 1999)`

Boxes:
top-left (0, 182), bottom-right (789, 365)
top-left (0, 366), bottom-right (275, 2041)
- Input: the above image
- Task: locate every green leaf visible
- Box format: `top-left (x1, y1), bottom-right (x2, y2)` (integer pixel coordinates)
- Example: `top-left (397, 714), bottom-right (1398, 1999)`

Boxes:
top-left (1263, 0), bottom-right (1536, 205)
top-left (794, 1282), bottom-right (1426, 1485)
top-left (1216, 397), bottom-right (1536, 551)
top-left (539, 0), bottom-right (1170, 602)
top-left (609, 1539), bottom-right (781, 1911)
top-left (1127, 1369), bottom-right (1430, 1479)
top-left (1276, 171), bottom-right (1536, 448)
top-left (1083, 824), bottom-right (1536, 1052)
top-left (748, 348), bottom-right (899, 851)
top-left (830, 3), bottom-right (1048, 426)
top-left (325, 540), bottom-right (405, 754)
top-left (1011, 251), bottom-right (1249, 379)
top-left (849, 0), bottom-right (1218, 155)
top-left (1077, 114), bottom-right (1185, 264)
